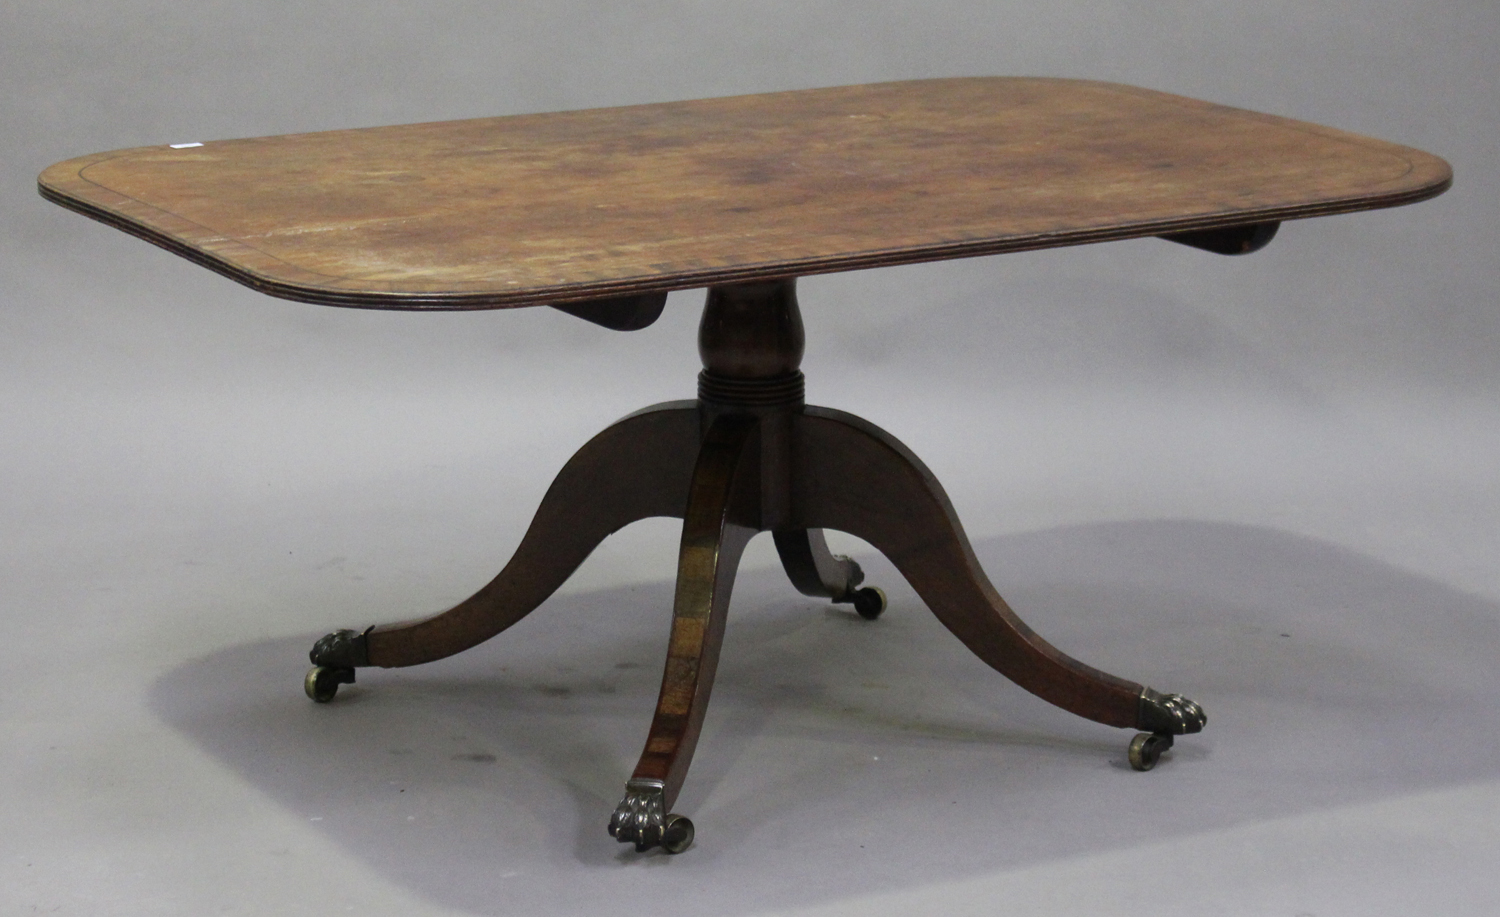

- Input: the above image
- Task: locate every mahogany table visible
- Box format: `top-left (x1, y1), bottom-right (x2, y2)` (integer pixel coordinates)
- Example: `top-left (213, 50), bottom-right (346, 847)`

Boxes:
top-left (40, 78), bottom-right (1451, 854)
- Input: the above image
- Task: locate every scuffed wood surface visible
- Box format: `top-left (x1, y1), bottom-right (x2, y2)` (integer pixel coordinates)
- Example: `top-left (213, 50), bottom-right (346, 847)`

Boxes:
top-left (39, 78), bottom-right (1450, 310)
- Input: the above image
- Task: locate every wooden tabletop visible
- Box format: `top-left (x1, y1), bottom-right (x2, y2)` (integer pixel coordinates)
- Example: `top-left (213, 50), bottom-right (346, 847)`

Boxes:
top-left (39, 78), bottom-right (1450, 311)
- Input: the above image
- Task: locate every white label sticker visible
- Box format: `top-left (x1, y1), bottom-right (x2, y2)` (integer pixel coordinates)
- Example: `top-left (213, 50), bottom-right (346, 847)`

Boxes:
top-left (168, 142), bottom-right (204, 149)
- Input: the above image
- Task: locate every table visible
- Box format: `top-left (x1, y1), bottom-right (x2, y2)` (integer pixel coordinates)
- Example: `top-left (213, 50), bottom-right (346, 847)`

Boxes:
top-left (39, 78), bottom-right (1451, 854)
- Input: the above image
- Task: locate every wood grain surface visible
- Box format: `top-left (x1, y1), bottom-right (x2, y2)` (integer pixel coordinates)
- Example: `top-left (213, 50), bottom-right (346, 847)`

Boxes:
top-left (38, 77), bottom-right (1451, 311)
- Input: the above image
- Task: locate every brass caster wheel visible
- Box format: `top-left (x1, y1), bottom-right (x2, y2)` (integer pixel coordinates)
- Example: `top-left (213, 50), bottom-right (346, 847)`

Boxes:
top-left (851, 586), bottom-right (887, 620)
top-left (1128, 732), bottom-right (1174, 771)
top-left (305, 665), bottom-right (355, 703)
top-left (661, 814), bottom-right (695, 854)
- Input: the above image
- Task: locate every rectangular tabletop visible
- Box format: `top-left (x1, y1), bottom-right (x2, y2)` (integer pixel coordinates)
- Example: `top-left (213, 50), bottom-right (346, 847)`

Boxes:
top-left (39, 78), bottom-right (1450, 310)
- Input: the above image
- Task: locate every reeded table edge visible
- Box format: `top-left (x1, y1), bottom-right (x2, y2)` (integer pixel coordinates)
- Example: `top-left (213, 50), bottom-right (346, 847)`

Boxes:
top-left (38, 78), bottom-right (1453, 312)
top-left (37, 176), bottom-right (1451, 311)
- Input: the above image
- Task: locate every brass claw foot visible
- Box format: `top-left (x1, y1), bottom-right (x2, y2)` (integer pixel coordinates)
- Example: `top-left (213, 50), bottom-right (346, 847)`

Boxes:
top-left (608, 780), bottom-right (695, 854)
top-left (820, 551), bottom-right (888, 619)
top-left (1129, 688), bottom-right (1207, 771)
top-left (309, 627), bottom-right (370, 668)
top-left (773, 529), bottom-right (887, 619)
top-left (304, 627), bottom-right (371, 702)
top-left (1137, 688), bottom-right (1207, 735)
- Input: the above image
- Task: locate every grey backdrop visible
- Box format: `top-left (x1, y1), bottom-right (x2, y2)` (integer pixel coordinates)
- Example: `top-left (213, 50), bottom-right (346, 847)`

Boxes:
top-left (4, 3), bottom-right (1498, 915)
